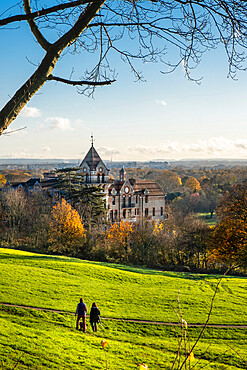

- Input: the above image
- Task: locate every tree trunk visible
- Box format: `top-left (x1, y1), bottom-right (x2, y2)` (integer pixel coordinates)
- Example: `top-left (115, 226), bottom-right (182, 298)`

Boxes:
top-left (0, 0), bottom-right (106, 135)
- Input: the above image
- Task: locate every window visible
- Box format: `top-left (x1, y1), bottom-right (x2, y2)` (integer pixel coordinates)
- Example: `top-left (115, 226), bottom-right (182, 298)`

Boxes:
top-left (128, 195), bottom-right (131, 207)
top-left (86, 173), bottom-right (89, 183)
top-left (112, 196), bottom-right (115, 205)
top-left (122, 195), bottom-right (126, 208)
top-left (123, 210), bottom-right (126, 218)
top-left (114, 210), bottom-right (118, 220)
top-left (136, 208), bottom-right (139, 216)
top-left (153, 207), bottom-right (155, 216)
top-left (97, 174), bottom-right (100, 183)
top-left (145, 208), bottom-right (149, 216)
top-left (145, 195), bottom-right (148, 203)
top-left (102, 174), bottom-right (105, 183)
top-left (161, 207), bottom-right (164, 216)
top-left (110, 210), bottom-right (113, 222)
top-left (136, 195), bottom-right (138, 204)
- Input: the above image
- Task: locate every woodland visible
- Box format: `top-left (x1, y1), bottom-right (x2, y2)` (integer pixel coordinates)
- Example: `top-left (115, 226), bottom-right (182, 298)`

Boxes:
top-left (0, 165), bottom-right (246, 274)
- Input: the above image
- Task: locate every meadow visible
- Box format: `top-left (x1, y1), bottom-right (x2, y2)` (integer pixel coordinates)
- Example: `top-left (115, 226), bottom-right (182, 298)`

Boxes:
top-left (0, 248), bottom-right (246, 369)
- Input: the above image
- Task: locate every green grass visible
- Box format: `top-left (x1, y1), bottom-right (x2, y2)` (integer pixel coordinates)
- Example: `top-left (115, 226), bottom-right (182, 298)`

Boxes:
top-left (0, 306), bottom-right (246, 369)
top-left (0, 248), bottom-right (246, 369)
top-left (0, 248), bottom-right (246, 325)
top-left (198, 212), bottom-right (217, 226)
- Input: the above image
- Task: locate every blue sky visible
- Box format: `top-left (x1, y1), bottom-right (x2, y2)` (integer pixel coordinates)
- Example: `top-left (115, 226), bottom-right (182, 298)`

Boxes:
top-left (1, 1), bottom-right (247, 161)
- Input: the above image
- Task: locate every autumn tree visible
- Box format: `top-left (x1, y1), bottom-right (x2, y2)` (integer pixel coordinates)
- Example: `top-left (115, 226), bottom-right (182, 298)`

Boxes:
top-left (184, 177), bottom-right (201, 193)
top-left (213, 182), bottom-right (247, 268)
top-left (211, 183), bottom-right (247, 269)
top-left (2, 1), bottom-right (247, 133)
top-left (49, 198), bottom-right (86, 256)
top-left (105, 220), bottom-right (133, 262)
top-left (0, 174), bottom-right (6, 188)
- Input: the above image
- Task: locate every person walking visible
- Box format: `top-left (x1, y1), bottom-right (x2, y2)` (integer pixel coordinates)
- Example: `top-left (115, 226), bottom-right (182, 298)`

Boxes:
top-left (75, 298), bottom-right (87, 332)
top-left (90, 302), bottom-right (101, 332)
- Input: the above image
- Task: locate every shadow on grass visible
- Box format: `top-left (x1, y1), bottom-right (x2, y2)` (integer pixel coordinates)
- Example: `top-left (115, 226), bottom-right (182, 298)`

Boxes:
top-left (0, 247), bottom-right (228, 281)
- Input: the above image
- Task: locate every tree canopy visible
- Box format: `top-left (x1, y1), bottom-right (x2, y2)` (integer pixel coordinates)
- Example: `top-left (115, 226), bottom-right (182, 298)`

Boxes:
top-left (211, 183), bottom-right (247, 268)
top-left (1, 0), bottom-right (247, 134)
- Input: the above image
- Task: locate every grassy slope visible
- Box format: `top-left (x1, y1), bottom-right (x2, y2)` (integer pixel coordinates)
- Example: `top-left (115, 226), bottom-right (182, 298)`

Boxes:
top-left (0, 307), bottom-right (246, 370)
top-left (0, 248), bottom-right (246, 324)
top-left (0, 248), bottom-right (246, 369)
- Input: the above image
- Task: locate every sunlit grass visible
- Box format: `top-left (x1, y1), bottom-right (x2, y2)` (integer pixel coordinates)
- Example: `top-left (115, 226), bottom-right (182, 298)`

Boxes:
top-left (0, 248), bottom-right (246, 325)
top-left (0, 306), bottom-right (246, 370)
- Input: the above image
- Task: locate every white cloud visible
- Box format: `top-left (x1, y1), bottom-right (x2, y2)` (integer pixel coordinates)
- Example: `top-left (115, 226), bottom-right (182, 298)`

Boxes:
top-left (127, 137), bottom-right (247, 159)
top-left (155, 99), bottom-right (167, 106)
top-left (20, 106), bottom-right (41, 118)
top-left (42, 146), bottom-right (52, 153)
top-left (98, 146), bottom-right (120, 157)
top-left (45, 117), bottom-right (73, 131)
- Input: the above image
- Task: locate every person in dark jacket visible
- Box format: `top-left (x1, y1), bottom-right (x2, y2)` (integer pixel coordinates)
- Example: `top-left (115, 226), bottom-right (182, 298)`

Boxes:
top-left (75, 298), bottom-right (87, 332)
top-left (90, 302), bottom-right (100, 332)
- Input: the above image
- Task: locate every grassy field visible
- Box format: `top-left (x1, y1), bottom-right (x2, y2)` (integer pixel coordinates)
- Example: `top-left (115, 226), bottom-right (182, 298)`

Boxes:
top-left (198, 212), bottom-right (217, 226)
top-left (0, 248), bottom-right (246, 369)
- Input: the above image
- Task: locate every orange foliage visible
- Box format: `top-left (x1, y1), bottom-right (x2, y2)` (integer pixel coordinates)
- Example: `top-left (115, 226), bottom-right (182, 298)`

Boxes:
top-left (211, 183), bottom-right (247, 267)
top-left (49, 198), bottom-right (85, 255)
top-left (184, 177), bottom-right (201, 192)
top-left (105, 220), bottom-right (134, 261)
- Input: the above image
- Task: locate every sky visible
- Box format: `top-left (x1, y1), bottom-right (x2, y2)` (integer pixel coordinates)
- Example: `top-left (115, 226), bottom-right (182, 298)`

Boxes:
top-left (1, 1), bottom-right (247, 162)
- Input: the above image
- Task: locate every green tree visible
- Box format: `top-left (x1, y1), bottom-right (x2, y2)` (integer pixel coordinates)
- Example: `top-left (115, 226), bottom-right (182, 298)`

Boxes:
top-left (1, 1), bottom-right (247, 133)
top-left (74, 185), bottom-right (107, 229)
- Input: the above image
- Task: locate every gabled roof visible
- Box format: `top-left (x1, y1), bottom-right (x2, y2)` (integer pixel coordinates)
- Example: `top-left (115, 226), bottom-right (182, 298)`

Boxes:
top-left (80, 144), bottom-right (109, 171)
top-left (109, 179), bottom-right (165, 197)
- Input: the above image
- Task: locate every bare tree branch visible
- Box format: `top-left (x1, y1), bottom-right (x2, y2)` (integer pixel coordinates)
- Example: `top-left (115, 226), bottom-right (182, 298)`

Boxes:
top-left (47, 74), bottom-right (115, 86)
top-left (0, 0), bottom-right (93, 27)
top-left (0, 0), bottom-right (106, 135)
top-left (23, 0), bottom-right (51, 50)
top-left (1, 1), bottom-right (247, 134)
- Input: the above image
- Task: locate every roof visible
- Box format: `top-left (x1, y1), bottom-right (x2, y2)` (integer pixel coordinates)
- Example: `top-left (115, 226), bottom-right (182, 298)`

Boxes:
top-left (109, 179), bottom-right (165, 197)
top-left (80, 145), bottom-right (109, 171)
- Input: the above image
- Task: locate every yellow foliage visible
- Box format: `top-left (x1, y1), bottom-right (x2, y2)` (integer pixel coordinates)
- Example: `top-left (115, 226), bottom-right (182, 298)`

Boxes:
top-left (184, 177), bottom-right (201, 192)
top-left (49, 198), bottom-right (85, 254)
top-left (153, 221), bottom-right (164, 235)
top-left (0, 174), bottom-right (6, 186)
top-left (105, 220), bottom-right (134, 259)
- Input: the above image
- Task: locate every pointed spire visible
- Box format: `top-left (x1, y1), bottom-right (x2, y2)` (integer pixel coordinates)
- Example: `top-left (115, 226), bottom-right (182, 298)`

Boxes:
top-left (91, 133), bottom-right (94, 147)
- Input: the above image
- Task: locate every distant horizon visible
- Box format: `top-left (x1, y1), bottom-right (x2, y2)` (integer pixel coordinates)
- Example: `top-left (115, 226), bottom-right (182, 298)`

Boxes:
top-left (0, 157), bottom-right (247, 163)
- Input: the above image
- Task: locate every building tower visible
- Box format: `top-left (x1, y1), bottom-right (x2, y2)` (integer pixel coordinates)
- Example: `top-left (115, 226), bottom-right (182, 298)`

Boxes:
top-left (79, 136), bottom-right (110, 184)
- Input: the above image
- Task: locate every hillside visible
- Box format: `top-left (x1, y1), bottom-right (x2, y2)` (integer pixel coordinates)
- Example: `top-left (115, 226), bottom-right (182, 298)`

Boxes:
top-left (0, 248), bottom-right (246, 369)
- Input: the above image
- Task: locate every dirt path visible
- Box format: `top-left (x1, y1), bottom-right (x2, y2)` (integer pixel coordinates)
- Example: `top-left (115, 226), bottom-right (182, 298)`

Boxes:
top-left (1, 302), bottom-right (246, 329)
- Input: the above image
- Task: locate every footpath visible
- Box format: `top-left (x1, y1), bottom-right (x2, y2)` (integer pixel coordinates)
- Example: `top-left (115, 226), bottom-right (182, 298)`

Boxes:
top-left (1, 302), bottom-right (246, 329)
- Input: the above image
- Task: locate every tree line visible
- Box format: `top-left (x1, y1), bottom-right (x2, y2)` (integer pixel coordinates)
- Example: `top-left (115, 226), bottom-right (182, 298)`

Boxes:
top-left (0, 175), bottom-right (246, 274)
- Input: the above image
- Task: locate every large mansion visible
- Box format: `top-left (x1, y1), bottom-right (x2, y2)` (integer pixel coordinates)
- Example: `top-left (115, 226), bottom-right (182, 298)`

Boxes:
top-left (2, 141), bottom-right (166, 223)
top-left (79, 142), bottom-right (165, 223)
